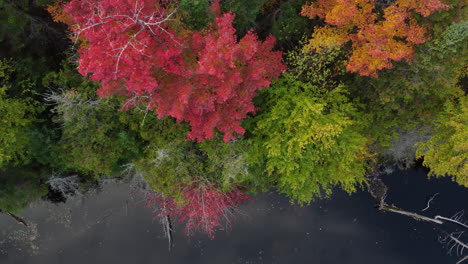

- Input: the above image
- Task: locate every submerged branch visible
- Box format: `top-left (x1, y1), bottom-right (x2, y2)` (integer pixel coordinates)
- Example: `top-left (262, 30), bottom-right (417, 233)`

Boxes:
top-left (0, 210), bottom-right (28, 227)
top-left (380, 205), bottom-right (444, 224)
top-left (457, 255), bottom-right (468, 264)
top-left (367, 173), bottom-right (468, 263)
top-left (436, 213), bottom-right (468, 230)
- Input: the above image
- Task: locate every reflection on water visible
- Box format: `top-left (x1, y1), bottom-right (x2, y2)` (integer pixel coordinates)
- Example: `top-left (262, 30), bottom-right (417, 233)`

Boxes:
top-left (0, 168), bottom-right (466, 264)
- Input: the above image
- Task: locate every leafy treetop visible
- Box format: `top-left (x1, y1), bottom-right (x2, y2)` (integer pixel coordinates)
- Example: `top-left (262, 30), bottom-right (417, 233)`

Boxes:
top-left (50, 0), bottom-right (285, 142)
top-left (417, 96), bottom-right (468, 186)
top-left (301, 0), bottom-right (448, 77)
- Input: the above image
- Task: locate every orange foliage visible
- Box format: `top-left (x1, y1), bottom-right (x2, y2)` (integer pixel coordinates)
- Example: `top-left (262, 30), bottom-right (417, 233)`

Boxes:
top-left (46, 1), bottom-right (75, 26)
top-left (301, 0), bottom-right (376, 27)
top-left (397, 0), bottom-right (449, 17)
top-left (301, 0), bottom-right (449, 77)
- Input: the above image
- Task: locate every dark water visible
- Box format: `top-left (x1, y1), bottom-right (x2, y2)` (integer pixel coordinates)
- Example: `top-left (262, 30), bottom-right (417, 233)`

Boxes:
top-left (0, 168), bottom-right (467, 264)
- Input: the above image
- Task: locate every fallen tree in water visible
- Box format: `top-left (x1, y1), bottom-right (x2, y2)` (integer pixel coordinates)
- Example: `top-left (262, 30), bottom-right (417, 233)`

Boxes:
top-left (367, 173), bottom-right (468, 263)
top-left (0, 209), bottom-right (28, 227)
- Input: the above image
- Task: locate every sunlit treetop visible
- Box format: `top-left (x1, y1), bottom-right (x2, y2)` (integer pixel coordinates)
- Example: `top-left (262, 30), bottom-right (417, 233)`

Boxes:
top-left (301, 0), bottom-right (449, 77)
top-left (48, 0), bottom-right (285, 142)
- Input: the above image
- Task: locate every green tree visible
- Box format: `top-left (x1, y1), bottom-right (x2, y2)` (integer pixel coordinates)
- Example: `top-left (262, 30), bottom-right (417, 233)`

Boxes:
top-left (43, 65), bottom-right (141, 178)
top-left (269, 0), bottom-right (311, 45)
top-left (221, 0), bottom-right (267, 35)
top-left (416, 96), bottom-right (468, 186)
top-left (0, 0), bottom-right (65, 84)
top-left (129, 113), bottom-right (252, 200)
top-left (245, 47), bottom-right (373, 204)
top-left (0, 60), bottom-right (38, 168)
top-left (0, 169), bottom-right (47, 213)
top-left (177, 0), bottom-right (212, 30)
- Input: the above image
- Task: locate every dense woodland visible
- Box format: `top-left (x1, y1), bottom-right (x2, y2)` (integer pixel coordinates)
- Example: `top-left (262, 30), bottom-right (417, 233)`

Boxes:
top-left (0, 0), bottom-right (467, 238)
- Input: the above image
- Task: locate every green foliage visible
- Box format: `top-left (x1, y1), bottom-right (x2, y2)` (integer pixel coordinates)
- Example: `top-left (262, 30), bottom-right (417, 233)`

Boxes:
top-left (198, 136), bottom-right (252, 188)
top-left (0, 0), bottom-right (464, 209)
top-left (127, 113), bottom-right (252, 199)
top-left (0, 0), bottom-right (30, 53)
top-left (373, 22), bottom-right (468, 167)
top-left (43, 66), bottom-right (142, 178)
top-left (0, 60), bottom-right (38, 168)
top-left (349, 20), bottom-right (468, 151)
top-left (270, 0), bottom-right (311, 44)
top-left (27, 126), bottom-right (61, 167)
top-left (130, 116), bottom-right (194, 199)
top-left (0, 58), bottom-right (49, 213)
top-left (0, 0), bottom-right (64, 68)
top-left (221, 0), bottom-right (267, 35)
top-left (0, 169), bottom-right (47, 213)
top-left (416, 96), bottom-right (468, 186)
top-left (249, 74), bottom-right (369, 204)
top-left (424, 0), bottom-right (467, 37)
top-left (285, 44), bottom-right (345, 86)
top-left (428, 21), bottom-right (468, 58)
top-left (178, 0), bottom-right (212, 30)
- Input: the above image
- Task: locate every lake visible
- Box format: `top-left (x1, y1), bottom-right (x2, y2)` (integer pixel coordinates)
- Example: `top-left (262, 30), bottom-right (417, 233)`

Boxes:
top-left (1, 167), bottom-right (467, 263)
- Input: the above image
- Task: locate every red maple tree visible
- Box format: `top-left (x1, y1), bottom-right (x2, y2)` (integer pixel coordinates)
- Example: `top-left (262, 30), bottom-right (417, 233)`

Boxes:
top-left (146, 183), bottom-right (251, 239)
top-left (50, 0), bottom-right (285, 142)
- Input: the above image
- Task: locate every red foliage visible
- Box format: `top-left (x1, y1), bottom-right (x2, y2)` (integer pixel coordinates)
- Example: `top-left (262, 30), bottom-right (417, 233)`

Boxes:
top-left (146, 184), bottom-right (251, 239)
top-left (63, 0), bottom-right (185, 96)
top-left (54, 0), bottom-right (285, 142)
top-left (173, 13), bottom-right (285, 142)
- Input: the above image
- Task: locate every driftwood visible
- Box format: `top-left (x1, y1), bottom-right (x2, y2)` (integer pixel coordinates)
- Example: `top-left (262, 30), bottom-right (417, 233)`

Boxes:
top-left (367, 174), bottom-right (468, 263)
top-left (0, 210), bottom-right (28, 227)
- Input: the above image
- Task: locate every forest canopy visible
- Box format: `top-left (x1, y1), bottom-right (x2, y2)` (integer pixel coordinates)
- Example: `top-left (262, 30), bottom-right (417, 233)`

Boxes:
top-left (0, 0), bottom-right (466, 237)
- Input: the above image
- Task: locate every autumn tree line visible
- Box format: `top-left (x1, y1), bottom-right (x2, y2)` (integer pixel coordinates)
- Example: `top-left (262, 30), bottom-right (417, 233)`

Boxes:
top-left (0, 0), bottom-right (466, 237)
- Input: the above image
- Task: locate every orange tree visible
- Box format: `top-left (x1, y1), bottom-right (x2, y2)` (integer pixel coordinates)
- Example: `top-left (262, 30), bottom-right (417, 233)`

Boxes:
top-left (301, 0), bottom-right (449, 77)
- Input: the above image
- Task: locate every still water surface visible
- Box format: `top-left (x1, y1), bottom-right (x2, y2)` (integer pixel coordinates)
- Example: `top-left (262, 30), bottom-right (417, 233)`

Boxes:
top-left (1, 167), bottom-right (467, 263)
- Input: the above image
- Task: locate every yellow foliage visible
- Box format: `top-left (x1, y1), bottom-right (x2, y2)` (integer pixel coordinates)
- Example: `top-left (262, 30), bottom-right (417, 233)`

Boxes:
top-left (304, 25), bottom-right (351, 52)
top-left (417, 96), bottom-right (468, 186)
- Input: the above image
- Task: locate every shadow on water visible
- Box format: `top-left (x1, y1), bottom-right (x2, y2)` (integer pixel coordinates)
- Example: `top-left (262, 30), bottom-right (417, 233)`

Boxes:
top-left (0, 168), bottom-right (466, 264)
